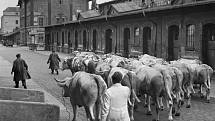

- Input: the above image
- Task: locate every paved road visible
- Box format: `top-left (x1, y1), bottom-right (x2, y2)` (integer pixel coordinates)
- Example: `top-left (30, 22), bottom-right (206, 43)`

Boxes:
top-left (0, 46), bottom-right (215, 121)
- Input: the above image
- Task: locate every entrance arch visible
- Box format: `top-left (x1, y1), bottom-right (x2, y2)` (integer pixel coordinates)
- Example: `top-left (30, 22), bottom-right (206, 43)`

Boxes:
top-left (143, 27), bottom-right (151, 54)
top-left (168, 25), bottom-right (179, 61)
top-left (93, 30), bottom-right (97, 51)
top-left (124, 28), bottom-right (130, 57)
top-left (202, 23), bottom-right (215, 68)
top-left (105, 29), bottom-right (113, 53)
top-left (75, 30), bottom-right (78, 50)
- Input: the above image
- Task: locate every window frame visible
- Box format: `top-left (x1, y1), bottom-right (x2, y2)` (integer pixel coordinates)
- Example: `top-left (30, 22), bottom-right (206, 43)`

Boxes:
top-left (186, 24), bottom-right (195, 51)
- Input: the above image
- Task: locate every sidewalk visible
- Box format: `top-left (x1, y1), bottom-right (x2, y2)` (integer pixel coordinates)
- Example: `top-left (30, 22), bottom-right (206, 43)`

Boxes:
top-left (0, 56), bottom-right (70, 121)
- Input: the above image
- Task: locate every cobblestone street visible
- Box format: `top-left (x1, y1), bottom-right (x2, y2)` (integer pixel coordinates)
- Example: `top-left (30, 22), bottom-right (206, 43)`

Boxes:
top-left (0, 46), bottom-right (215, 121)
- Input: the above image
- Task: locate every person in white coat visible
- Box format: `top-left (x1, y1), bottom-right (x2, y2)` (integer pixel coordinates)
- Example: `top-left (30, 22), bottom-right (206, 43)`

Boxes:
top-left (101, 71), bottom-right (131, 121)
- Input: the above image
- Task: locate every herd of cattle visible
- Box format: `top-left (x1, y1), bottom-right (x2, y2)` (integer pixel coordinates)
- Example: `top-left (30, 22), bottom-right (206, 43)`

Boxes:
top-left (54, 51), bottom-right (213, 121)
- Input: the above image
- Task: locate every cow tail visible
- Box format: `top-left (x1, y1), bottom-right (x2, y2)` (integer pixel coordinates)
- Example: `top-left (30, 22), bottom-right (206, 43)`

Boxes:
top-left (92, 74), bottom-right (107, 101)
top-left (127, 71), bottom-right (141, 103)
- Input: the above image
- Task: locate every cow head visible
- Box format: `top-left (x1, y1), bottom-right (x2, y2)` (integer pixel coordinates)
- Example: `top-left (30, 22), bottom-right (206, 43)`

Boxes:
top-left (62, 57), bottom-right (73, 71)
top-left (54, 77), bottom-right (72, 97)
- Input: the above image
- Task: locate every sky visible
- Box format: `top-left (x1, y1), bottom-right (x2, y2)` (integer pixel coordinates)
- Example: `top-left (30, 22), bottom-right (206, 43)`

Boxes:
top-left (0, 0), bottom-right (18, 28)
top-left (0, 0), bottom-right (109, 28)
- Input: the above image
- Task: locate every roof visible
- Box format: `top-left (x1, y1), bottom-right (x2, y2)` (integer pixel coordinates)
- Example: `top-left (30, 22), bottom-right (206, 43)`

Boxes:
top-left (3, 7), bottom-right (20, 12)
top-left (111, 2), bottom-right (141, 13)
top-left (79, 10), bottom-right (101, 19)
top-left (44, 0), bottom-right (215, 28)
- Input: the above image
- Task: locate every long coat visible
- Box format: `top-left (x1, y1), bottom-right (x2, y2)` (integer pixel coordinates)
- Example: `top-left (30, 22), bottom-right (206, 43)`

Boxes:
top-left (101, 83), bottom-right (130, 121)
top-left (12, 58), bottom-right (28, 82)
top-left (47, 53), bottom-right (61, 70)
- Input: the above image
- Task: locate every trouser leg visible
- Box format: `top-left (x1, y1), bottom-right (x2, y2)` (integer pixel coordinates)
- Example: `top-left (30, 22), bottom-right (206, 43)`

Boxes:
top-left (51, 69), bottom-right (54, 74)
top-left (22, 80), bottom-right (27, 89)
top-left (56, 69), bottom-right (59, 75)
top-left (14, 81), bottom-right (19, 88)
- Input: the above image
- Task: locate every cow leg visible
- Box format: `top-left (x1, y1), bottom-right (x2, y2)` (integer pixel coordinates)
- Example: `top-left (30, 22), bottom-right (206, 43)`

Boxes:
top-left (95, 101), bottom-right (101, 121)
top-left (128, 97), bottom-right (135, 121)
top-left (175, 93), bottom-right (182, 116)
top-left (72, 104), bottom-right (77, 121)
top-left (146, 95), bottom-right (152, 115)
top-left (144, 94), bottom-right (148, 108)
top-left (204, 81), bottom-right (210, 103)
top-left (159, 97), bottom-right (164, 111)
top-left (84, 106), bottom-right (92, 121)
top-left (155, 97), bottom-right (161, 121)
top-left (89, 105), bottom-right (95, 121)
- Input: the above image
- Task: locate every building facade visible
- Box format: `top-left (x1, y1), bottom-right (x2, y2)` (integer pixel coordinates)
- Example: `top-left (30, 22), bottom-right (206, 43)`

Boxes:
top-left (18, 0), bottom-right (49, 46)
top-left (44, 0), bottom-right (215, 69)
top-left (1, 7), bottom-right (20, 34)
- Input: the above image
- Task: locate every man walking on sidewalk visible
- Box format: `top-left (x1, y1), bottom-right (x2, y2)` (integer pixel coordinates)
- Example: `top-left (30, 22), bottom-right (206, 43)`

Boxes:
top-left (11, 54), bottom-right (29, 89)
top-left (47, 50), bottom-right (61, 75)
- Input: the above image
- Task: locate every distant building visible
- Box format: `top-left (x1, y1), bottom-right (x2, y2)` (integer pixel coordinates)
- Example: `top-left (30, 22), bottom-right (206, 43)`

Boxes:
top-left (17, 0), bottom-right (94, 47)
top-left (1, 7), bottom-right (20, 34)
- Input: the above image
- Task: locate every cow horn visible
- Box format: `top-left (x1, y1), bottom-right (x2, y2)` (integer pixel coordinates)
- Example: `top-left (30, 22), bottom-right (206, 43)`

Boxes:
top-left (54, 78), bottom-right (65, 83)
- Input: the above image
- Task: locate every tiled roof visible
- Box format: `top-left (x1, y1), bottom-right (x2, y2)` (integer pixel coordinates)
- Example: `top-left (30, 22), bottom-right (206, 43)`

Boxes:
top-left (111, 2), bottom-right (142, 13)
top-left (79, 10), bottom-right (101, 19)
top-left (3, 7), bottom-right (20, 12)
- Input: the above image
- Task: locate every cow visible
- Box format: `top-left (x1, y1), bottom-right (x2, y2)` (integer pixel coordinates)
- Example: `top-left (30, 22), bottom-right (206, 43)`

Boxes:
top-left (54, 71), bottom-right (107, 121)
top-left (192, 64), bottom-right (213, 103)
top-left (153, 64), bottom-right (184, 117)
top-left (134, 65), bottom-right (168, 121)
top-left (103, 67), bottom-right (141, 121)
top-left (170, 62), bottom-right (194, 108)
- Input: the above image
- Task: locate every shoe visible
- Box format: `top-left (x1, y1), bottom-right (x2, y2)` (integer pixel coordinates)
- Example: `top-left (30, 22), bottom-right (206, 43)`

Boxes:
top-left (24, 86), bottom-right (27, 89)
top-left (14, 85), bottom-right (19, 88)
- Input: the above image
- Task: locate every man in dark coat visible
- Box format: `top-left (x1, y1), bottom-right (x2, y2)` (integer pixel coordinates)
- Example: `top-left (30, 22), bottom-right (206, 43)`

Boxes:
top-left (11, 54), bottom-right (28, 89)
top-left (47, 50), bottom-right (61, 74)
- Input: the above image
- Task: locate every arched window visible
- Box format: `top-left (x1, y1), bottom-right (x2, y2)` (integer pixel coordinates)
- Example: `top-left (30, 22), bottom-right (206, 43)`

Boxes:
top-left (134, 27), bottom-right (140, 45)
top-left (186, 24), bottom-right (195, 50)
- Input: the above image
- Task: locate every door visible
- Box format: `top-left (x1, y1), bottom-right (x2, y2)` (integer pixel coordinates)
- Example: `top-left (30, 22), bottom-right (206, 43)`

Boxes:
top-left (83, 30), bottom-right (87, 50)
top-left (143, 27), bottom-right (151, 54)
top-left (75, 31), bottom-right (78, 50)
top-left (168, 25), bottom-right (179, 61)
top-left (202, 23), bottom-right (215, 69)
top-left (124, 28), bottom-right (130, 58)
top-left (93, 30), bottom-right (97, 51)
top-left (105, 29), bottom-right (113, 53)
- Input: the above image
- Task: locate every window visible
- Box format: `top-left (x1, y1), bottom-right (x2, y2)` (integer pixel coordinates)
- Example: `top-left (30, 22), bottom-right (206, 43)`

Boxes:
top-left (38, 17), bottom-right (43, 26)
top-left (134, 27), bottom-right (140, 45)
top-left (56, 18), bottom-right (60, 24)
top-left (16, 20), bottom-right (19, 24)
top-left (186, 24), bottom-right (195, 50)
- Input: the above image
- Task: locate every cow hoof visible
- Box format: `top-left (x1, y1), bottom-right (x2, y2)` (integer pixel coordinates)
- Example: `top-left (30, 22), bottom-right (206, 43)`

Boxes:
top-left (160, 106), bottom-right (164, 111)
top-left (146, 111), bottom-right (152, 115)
top-left (186, 104), bottom-right (191, 108)
top-left (172, 107), bottom-right (176, 114)
top-left (181, 101), bottom-right (184, 106)
top-left (144, 104), bottom-right (148, 108)
top-left (175, 112), bottom-right (181, 116)
top-left (200, 94), bottom-right (204, 98)
top-left (152, 119), bottom-right (159, 121)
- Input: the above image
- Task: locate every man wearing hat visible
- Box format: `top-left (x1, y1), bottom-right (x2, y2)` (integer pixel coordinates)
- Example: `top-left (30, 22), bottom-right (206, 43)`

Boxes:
top-left (101, 71), bottom-right (131, 121)
top-left (47, 50), bottom-right (61, 75)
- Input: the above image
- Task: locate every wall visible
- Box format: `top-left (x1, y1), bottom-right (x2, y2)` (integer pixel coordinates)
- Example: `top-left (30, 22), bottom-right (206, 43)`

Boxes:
top-left (1, 15), bottom-right (20, 33)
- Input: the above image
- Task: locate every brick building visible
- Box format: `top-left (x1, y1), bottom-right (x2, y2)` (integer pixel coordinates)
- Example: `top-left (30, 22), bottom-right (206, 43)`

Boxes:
top-left (1, 7), bottom-right (20, 34)
top-left (18, 0), bottom-right (49, 46)
top-left (44, 0), bottom-right (215, 69)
